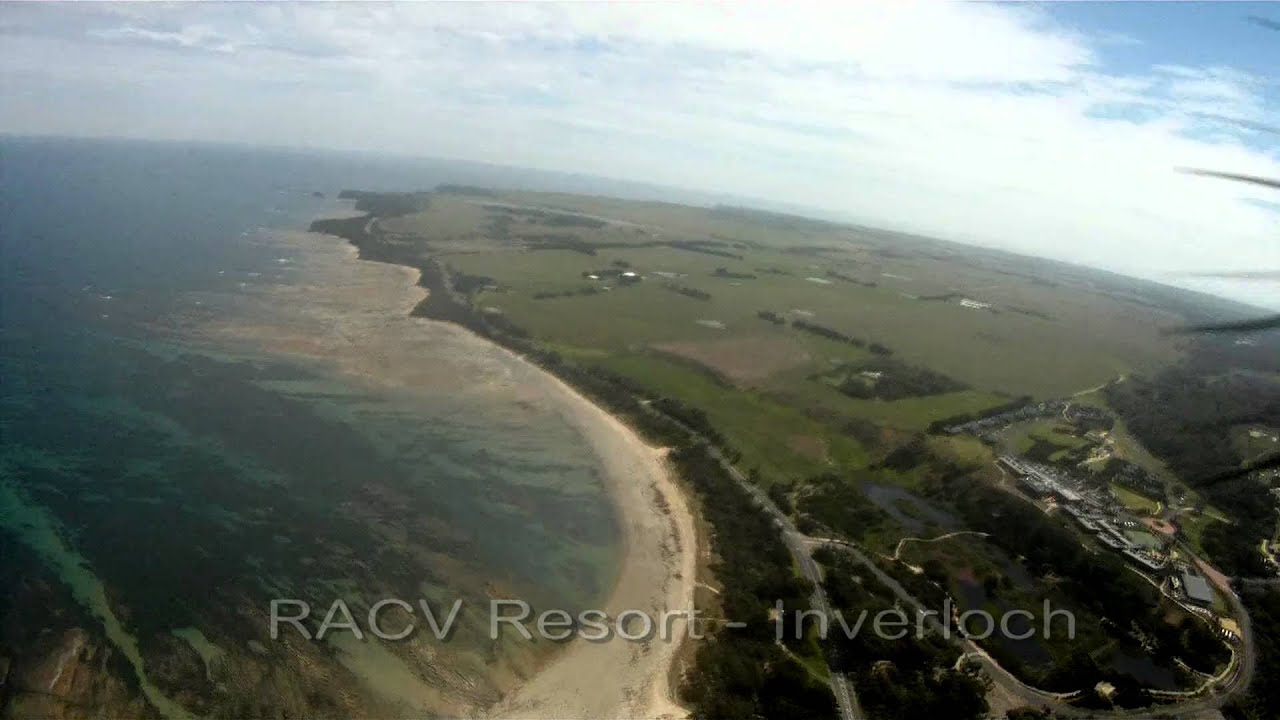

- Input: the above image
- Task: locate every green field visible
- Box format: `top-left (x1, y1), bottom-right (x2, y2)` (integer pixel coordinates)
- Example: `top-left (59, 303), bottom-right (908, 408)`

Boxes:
top-left (1111, 483), bottom-right (1161, 515)
top-left (365, 189), bottom-right (1192, 488)
top-left (1178, 509), bottom-right (1224, 556)
top-left (322, 187), bottom-right (1226, 705)
top-left (1001, 419), bottom-right (1090, 456)
top-left (1232, 424), bottom-right (1280, 463)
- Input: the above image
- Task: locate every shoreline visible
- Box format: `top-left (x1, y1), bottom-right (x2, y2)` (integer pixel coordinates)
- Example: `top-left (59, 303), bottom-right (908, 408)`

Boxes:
top-left (192, 227), bottom-right (697, 720)
top-left (480, 334), bottom-right (697, 720)
top-left (357, 234), bottom-right (699, 720)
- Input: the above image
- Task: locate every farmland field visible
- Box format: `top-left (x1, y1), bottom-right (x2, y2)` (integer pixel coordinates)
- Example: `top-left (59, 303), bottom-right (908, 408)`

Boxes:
top-left (349, 189), bottom-right (1209, 485)
top-left (306, 185), bottom-right (1269, 712)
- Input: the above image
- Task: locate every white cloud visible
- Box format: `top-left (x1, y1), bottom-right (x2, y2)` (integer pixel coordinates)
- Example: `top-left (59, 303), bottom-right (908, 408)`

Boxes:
top-left (1, 2), bottom-right (1277, 307)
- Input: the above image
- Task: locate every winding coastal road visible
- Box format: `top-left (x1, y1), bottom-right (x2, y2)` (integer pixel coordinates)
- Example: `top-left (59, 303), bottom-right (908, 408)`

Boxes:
top-left (706, 444), bottom-right (864, 720)
top-left (421, 253), bottom-right (1256, 720)
top-left (636, 388), bottom-right (1256, 718)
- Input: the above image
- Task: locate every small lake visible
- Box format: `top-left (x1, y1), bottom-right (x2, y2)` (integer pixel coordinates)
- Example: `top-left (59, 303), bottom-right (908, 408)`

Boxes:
top-left (863, 482), bottom-right (960, 534)
top-left (1108, 650), bottom-right (1180, 691)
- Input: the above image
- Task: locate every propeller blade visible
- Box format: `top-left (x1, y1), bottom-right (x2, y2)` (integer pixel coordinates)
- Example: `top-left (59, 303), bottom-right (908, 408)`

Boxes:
top-left (1196, 452), bottom-right (1280, 488)
top-left (1247, 15), bottom-right (1280, 32)
top-left (1178, 168), bottom-right (1280, 190)
top-left (1189, 113), bottom-right (1280, 135)
top-left (1166, 314), bottom-right (1280, 335)
top-left (1184, 270), bottom-right (1280, 281)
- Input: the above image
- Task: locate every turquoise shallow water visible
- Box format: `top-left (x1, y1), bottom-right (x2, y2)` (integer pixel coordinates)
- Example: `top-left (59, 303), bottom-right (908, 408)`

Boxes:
top-left (0, 137), bottom-right (621, 715)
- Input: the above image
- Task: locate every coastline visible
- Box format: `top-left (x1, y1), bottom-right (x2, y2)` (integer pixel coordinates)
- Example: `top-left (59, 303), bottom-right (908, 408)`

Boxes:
top-left (188, 228), bottom-right (697, 720)
top-left (483, 344), bottom-right (697, 720)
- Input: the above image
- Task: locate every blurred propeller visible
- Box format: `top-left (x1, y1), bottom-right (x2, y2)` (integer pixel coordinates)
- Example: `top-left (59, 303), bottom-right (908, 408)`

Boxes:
top-left (1177, 168), bottom-right (1280, 190)
top-left (1169, 117), bottom-right (1278, 335)
top-left (1184, 270), bottom-right (1280, 281)
top-left (1246, 15), bottom-right (1280, 32)
top-left (1198, 452), bottom-right (1280, 486)
top-left (1167, 162), bottom-right (1279, 331)
top-left (1166, 314), bottom-right (1280, 334)
top-left (1189, 113), bottom-right (1280, 136)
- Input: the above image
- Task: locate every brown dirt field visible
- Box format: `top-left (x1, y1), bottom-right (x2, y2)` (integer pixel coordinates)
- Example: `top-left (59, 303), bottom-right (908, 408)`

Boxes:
top-left (788, 434), bottom-right (829, 464)
top-left (1142, 517), bottom-right (1177, 535)
top-left (652, 335), bottom-right (812, 385)
top-left (1194, 557), bottom-right (1233, 595)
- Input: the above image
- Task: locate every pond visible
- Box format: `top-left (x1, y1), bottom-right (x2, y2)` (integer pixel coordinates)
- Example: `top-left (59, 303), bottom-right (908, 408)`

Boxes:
top-left (863, 482), bottom-right (960, 534)
top-left (955, 576), bottom-right (1054, 669)
top-left (1108, 650), bottom-right (1180, 691)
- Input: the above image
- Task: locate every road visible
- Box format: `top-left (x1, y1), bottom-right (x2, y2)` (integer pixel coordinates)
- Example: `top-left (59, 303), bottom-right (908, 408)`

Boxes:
top-left (891, 531), bottom-right (990, 560)
top-left (636, 403), bottom-right (1255, 719)
top-left (709, 442), bottom-right (863, 720)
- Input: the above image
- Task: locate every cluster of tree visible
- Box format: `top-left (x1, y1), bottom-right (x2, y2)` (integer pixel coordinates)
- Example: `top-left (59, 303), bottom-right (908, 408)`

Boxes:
top-left (310, 213), bottom-right (371, 244)
top-left (651, 398), bottom-right (725, 447)
top-left (791, 320), bottom-right (893, 355)
top-left (1006, 305), bottom-right (1057, 322)
top-left (661, 283), bottom-right (711, 301)
top-left (671, 444), bottom-right (835, 720)
top-left (486, 213), bottom-right (514, 241)
top-left (796, 472), bottom-right (893, 543)
top-left (1106, 368), bottom-right (1280, 575)
top-left (756, 310), bottom-right (787, 326)
top-left (1202, 480), bottom-right (1275, 577)
top-left (532, 287), bottom-right (601, 300)
top-left (669, 239), bottom-right (743, 260)
top-left (709, 204), bottom-right (843, 232)
top-left (922, 472), bottom-right (1231, 686)
top-left (925, 396), bottom-right (1034, 433)
top-left (874, 438), bottom-right (929, 472)
top-left (1062, 404), bottom-right (1114, 432)
top-left (829, 359), bottom-right (968, 401)
top-left (1223, 586), bottom-right (1280, 720)
top-left (1186, 333), bottom-right (1280, 377)
top-left (712, 267), bottom-right (757, 280)
top-left (1105, 368), bottom-right (1279, 483)
top-left (815, 547), bottom-right (991, 720)
top-left (1036, 649), bottom-right (1153, 710)
top-left (826, 270), bottom-right (877, 288)
top-left (337, 189), bottom-right (431, 217)
top-left (765, 475), bottom-right (795, 514)
top-left (308, 214), bottom-right (425, 269)
top-left (481, 204), bottom-right (606, 229)
top-left (433, 184), bottom-right (499, 197)
top-left (781, 244), bottom-right (846, 257)
top-left (756, 266), bottom-right (793, 276)
top-left (451, 271), bottom-right (493, 295)
top-left (521, 233), bottom-right (600, 255)
top-left (840, 416), bottom-right (884, 448)
top-left (411, 260), bottom-right (528, 340)
top-left (1099, 458), bottom-right (1164, 500)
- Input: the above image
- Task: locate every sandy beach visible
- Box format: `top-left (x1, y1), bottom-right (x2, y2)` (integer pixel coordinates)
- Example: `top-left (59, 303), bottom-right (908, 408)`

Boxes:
top-left (183, 229), bottom-right (697, 720)
top-left (485, 364), bottom-right (697, 720)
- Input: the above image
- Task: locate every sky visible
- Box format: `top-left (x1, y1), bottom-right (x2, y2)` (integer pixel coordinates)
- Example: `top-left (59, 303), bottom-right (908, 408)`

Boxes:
top-left (2, 2), bottom-right (1278, 309)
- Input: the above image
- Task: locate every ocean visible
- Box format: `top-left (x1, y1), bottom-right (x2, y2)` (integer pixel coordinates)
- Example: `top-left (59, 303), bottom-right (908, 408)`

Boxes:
top-left (0, 137), bottom-right (623, 717)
